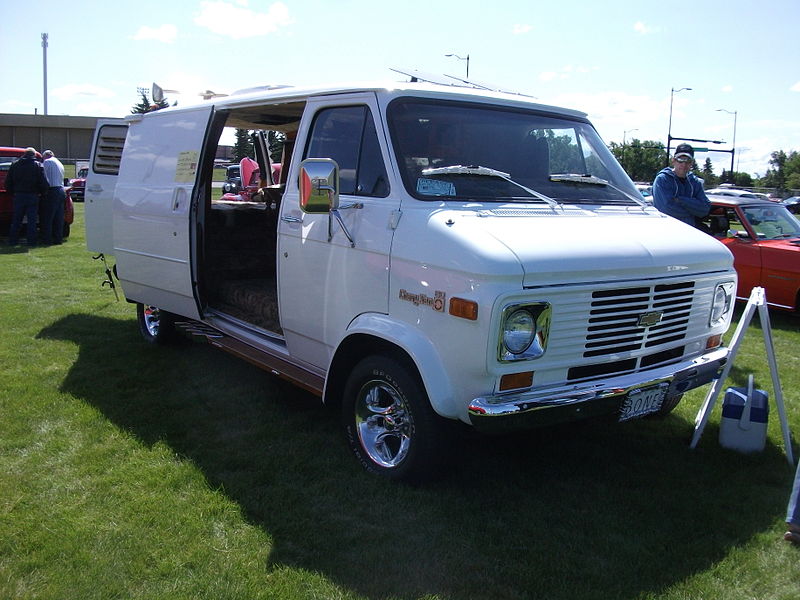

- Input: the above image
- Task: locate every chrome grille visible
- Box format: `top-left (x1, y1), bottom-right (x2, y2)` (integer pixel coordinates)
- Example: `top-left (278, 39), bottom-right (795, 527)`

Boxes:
top-left (583, 281), bottom-right (694, 358)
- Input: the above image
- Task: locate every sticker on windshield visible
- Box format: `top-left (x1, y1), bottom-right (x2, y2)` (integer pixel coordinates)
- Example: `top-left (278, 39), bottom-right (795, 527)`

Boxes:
top-left (417, 178), bottom-right (455, 196)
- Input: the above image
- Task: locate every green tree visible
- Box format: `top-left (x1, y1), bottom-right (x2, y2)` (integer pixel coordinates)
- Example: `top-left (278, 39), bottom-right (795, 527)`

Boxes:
top-left (268, 130), bottom-right (286, 163)
top-left (130, 91), bottom-right (168, 114)
top-left (700, 158), bottom-right (718, 188)
top-left (233, 129), bottom-right (254, 162)
top-left (609, 139), bottom-right (667, 182)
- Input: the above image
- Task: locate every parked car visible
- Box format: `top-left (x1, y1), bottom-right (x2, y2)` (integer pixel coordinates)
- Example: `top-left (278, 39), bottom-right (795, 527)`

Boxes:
top-left (66, 166), bottom-right (88, 202)
top-left (705, 187), bottom-right (761, 199)
top-left (704, 195), bottom-right (800, 311)
top-left (634, 183), bottom-right (653, 202)
top-left (782, 196), bottom-right (800, 215)
top-left (0, 146), bottom-right (74, 239)
top-left (221, 164), bottom-right (241, 193)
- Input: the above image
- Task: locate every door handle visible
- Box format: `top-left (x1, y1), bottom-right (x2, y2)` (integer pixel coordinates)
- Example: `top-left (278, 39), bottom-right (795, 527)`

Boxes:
top-left (281, 215), bottom-right (302, 223)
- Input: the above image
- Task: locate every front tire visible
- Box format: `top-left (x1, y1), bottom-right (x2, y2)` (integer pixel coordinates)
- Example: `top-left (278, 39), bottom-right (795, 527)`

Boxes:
top-left (342, 355), bottom-right (449, 482)
top-left (136, 303), bottom-right (177, 345)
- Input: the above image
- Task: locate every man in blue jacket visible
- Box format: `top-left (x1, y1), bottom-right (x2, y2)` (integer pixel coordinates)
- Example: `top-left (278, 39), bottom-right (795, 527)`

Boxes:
top-left (652, 143), bottom-right (710, 230)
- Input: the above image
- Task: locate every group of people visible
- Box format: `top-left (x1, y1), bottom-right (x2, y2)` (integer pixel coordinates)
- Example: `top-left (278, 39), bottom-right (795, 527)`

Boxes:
top-left (654, 142), bottom-right (800, 547)
top-left (6, 146), bottom-right (66, 247)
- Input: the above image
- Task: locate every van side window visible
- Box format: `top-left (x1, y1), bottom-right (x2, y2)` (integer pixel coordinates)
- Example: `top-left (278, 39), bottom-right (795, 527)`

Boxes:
top-left (305, 105), bottom-right (389, 197)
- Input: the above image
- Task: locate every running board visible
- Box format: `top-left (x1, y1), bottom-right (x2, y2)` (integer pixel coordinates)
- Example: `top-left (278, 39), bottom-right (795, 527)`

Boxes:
top-left (174, 320), bottom-right (324, 397)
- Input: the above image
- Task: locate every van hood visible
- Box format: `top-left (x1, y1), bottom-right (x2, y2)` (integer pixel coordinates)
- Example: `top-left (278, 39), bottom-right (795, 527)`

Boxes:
top-left (462, 207), bottom-right (734, 287)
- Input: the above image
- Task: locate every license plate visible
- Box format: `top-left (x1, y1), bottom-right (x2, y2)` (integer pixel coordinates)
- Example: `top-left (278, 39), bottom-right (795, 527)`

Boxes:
top-left (619, 384), bottom-right (667, 422)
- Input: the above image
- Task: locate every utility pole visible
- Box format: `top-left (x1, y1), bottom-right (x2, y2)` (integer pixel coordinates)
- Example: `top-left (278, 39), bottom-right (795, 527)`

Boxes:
top-left (41, 33), bottom-right (48, 115)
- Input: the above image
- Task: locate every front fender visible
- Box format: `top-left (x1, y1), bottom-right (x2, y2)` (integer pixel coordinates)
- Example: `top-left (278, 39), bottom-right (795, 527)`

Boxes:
top-left (341, 313), bottom-right (459, 419)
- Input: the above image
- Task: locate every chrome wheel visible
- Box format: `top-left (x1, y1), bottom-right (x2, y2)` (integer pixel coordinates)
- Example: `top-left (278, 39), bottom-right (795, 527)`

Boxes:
top-left (136, 302), bottom-right (176, 345)
top-left (142, 305), bottom-right (161, 338)
top-left (354, 378), bottom-right (413, 468)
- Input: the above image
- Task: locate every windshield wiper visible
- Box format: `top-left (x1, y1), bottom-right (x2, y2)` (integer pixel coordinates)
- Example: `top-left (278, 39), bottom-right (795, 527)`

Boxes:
top-left (549, 173), bottom-right (649, 208)
top-left (422, 165), bottom-right (561, 210)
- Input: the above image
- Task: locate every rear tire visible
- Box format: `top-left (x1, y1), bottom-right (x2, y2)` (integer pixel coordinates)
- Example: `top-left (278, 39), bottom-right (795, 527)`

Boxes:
top-left (136, 303), bottom-right (177, 345)
top-left (342, 354), bottom-right (449, 482)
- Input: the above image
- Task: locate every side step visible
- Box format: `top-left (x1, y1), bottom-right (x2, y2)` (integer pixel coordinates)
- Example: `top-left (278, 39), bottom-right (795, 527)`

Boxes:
top-left (174, 320), bottom-right (324, 397)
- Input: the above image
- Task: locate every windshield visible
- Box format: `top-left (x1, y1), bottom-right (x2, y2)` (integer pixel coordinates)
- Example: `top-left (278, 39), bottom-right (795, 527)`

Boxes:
top-left (740, 204), bottom-right (800, 239)
top-left (387, 98), bottom-right (639, 204)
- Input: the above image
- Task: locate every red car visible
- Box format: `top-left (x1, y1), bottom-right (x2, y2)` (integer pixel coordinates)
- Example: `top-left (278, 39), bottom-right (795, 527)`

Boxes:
top-left (0, 146), bottom-right (74, 239)
top-left (66, 166), bottom-right (88, 202)
top-left (705, 195), bottom-right (800, 311)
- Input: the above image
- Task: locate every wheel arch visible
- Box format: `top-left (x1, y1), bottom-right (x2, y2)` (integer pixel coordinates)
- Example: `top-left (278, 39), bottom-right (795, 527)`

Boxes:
top-left (324, 314), bottom-right (458, 419)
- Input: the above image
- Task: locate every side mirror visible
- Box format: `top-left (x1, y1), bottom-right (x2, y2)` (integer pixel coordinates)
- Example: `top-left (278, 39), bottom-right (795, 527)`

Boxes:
top-left (298, 158), bottom-right (339, 214)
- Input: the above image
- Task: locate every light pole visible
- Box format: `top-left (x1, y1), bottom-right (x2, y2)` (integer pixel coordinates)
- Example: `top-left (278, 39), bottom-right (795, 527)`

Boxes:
top-left (623, 128), bottom-right (638, 174)
top-left (667, 86), bottom-right (692, 163)
top-left (445, 53), bottom-right (470, 79)
top-left (715, 108), bottom-right (737, 176)
top-left (41, 33), bottom-right (48, 115)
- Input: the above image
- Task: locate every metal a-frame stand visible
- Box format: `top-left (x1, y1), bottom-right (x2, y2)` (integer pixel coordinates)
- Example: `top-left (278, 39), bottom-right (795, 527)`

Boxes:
top-left (690, 287), bottom-right (794, 466)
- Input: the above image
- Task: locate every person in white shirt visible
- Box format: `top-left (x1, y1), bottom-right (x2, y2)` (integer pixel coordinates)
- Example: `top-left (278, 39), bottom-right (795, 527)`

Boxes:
top-left (41, 150), bottom-right (66, 245)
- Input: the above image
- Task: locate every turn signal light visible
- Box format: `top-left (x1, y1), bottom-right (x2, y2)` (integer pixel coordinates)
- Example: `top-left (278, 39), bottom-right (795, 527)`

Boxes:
top-left (449, 297), bottom-right (478, 320)
top-left (706, 334), bottom-right (722, 349)
top-left (499, 371), bottom-right (533, 391)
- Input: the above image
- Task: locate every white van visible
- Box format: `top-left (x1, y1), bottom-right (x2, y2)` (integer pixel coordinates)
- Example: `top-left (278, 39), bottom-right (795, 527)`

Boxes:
top-left (85, 82), bottom-right (736, 481)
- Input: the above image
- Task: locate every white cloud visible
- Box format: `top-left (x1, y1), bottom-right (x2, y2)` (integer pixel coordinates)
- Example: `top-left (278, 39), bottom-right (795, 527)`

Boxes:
top-left (791, 81), bottom-right (800, 92)
top-left (721, 85), bottom-right (733, 93)
top-left (194, 1), bottom-right (292, 39)
top-left (132, 24), bottom-right (178, 44)
top-left (513, 24), bottom-right (532, 35)
top-left (633, 21), bottom-right (655, 35)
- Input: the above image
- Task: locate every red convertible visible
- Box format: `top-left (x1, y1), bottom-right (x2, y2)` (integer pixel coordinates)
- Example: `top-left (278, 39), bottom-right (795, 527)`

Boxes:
top-left (705, 195), bottom-right (800, 312)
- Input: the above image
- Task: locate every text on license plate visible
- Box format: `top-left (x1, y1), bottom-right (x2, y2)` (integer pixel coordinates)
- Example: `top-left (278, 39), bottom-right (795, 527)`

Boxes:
top-left (619, 384), bottom-right (668, 422)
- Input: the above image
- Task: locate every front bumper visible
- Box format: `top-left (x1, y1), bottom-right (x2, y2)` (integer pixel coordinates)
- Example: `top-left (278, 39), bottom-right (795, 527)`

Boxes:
top-left (468, 347), bottom-right (728, 433)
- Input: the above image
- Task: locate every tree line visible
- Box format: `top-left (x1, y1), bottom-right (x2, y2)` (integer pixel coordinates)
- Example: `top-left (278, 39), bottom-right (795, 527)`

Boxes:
top-left (609, 139), bottom-right (800, 195)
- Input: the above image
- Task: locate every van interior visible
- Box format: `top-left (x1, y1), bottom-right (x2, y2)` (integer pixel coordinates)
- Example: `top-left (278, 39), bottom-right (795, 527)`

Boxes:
top-left (200, 101), bottom-right (306, 337)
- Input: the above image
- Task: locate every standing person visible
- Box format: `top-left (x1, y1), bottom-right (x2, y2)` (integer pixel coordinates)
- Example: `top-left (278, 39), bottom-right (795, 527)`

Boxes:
top-left (41, 150), bottom-right (66, 245)
top-left (5, 147), bottom-right (48, 247)
top-left (784, 460), bottom-right (800, 545)
top-left (652, 143), bottom-right (710, 230)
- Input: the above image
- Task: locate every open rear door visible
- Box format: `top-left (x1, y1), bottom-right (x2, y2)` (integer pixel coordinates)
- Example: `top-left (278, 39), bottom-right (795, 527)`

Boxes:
top-left (85, 119), bottom-right (128, 255)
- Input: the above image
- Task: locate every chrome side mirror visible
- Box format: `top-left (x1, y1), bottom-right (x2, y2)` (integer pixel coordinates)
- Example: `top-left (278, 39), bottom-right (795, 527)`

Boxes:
top-left (298, 158), bottom-right (339, 214)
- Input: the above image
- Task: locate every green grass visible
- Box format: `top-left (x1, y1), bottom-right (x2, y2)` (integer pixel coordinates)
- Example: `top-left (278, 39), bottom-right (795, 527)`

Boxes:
top-left (2, 206), bottom-right (799, 599)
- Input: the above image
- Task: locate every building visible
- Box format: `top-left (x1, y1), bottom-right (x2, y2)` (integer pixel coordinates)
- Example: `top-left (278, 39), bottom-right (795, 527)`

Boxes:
top-left (0, 113), bottom-right (235, 166)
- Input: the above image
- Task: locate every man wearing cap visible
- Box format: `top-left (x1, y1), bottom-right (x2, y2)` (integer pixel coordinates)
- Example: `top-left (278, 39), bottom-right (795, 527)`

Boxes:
top-left (652, 143), bottom-right (710, 230)
top-left (5, 147), bottom-right (48, 247)
top-left (41, 150), bottom-right (66, 245)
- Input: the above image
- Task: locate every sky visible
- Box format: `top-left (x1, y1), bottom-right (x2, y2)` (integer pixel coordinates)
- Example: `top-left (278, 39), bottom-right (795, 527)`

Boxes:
top-left (1, 0), bottom-right (798, 178)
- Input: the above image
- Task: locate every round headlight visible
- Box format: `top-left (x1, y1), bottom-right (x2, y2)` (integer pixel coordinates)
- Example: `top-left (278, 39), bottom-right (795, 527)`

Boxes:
top-left (503, 309), bottom-right (535, 355)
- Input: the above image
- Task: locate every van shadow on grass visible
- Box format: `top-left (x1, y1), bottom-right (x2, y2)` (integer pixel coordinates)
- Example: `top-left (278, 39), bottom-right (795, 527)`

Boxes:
top-left (39, 314), bottom-right (794, 600)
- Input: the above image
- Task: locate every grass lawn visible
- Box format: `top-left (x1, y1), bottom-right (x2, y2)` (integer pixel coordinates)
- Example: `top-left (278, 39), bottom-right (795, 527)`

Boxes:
top-left (1, 205), bottom-right (799, 599)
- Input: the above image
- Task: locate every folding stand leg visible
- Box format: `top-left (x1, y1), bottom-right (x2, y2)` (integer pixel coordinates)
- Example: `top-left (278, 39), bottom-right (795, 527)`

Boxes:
top-left (757, 301), bottom-right (794, 466)
top-left (689, 289), bottom-right (758, 449)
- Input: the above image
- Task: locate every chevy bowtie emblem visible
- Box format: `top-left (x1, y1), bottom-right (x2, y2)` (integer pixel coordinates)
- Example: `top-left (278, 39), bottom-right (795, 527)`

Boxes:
top-left (637, 311), bottom-right (664, 328)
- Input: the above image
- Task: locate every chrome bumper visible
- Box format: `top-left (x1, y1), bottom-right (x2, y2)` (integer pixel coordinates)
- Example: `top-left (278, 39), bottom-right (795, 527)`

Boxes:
top-left (468, 347), bottom-right (729, 433)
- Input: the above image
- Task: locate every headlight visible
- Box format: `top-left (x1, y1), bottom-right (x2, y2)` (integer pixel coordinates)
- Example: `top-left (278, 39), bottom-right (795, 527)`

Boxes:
top-left (709, 282), bottom-right (735, 327)
top-left (499, 302), bottom-right (551, 362)
top-left (503, 309), bottom-right (535, 354)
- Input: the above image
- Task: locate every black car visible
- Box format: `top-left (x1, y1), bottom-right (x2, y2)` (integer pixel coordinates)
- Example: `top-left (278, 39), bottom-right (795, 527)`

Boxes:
top-left (222, 164), bottom-right (241, 193)
top-left (782, 196), bottom-right (800, 215)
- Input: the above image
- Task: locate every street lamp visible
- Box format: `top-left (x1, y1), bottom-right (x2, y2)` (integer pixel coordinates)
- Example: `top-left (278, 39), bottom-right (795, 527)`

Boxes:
top-left (623, 128), bottom-right (638, 173)
top-left (667, 86), bottom-right (692, 163)
top-left (445, 53), bottom-right (470, 79)
top-left (715, 108), bottom-right (737, 176)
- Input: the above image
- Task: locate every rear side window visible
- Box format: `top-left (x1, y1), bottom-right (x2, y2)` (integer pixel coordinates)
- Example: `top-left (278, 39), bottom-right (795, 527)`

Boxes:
top-left (92, 124), bottom-right (128, 175)
top-left (304, 105), bottom-right (389, 197)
